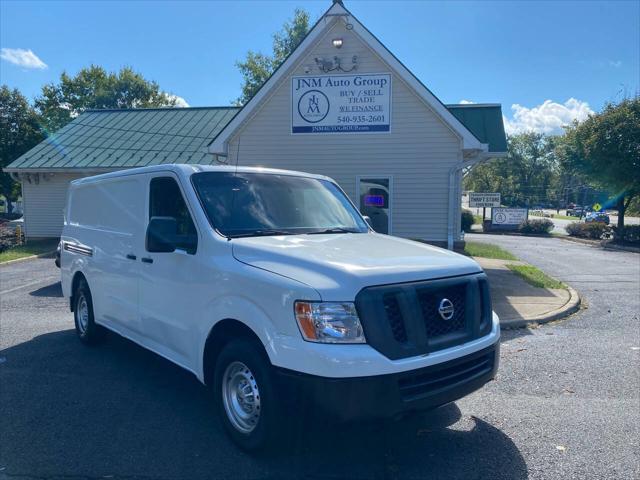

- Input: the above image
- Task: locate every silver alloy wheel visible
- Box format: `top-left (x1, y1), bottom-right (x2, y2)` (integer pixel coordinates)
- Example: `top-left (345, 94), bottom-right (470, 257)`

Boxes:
top-left (222, 361), bottom-right (261, 434)
top-left (77, 295), bottom-right (89, 334)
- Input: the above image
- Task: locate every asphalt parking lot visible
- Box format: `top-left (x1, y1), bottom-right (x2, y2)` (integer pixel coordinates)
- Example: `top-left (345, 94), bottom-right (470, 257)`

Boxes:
top-left (1, 235), bottom-right (639, 479)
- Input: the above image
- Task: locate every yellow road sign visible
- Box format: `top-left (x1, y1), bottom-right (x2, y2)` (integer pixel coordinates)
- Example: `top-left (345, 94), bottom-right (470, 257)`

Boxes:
top-left (593, 203), bottom-right (602, 212)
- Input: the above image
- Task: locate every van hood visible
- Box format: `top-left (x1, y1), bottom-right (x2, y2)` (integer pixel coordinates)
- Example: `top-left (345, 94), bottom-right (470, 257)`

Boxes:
top-left (231, 233), bottom-right (482, 300)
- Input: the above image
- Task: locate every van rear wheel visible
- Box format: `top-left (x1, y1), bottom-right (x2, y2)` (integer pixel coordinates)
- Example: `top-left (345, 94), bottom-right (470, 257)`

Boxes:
top-left (214, 339), bottom-right (286, 451)
top-left (74, 280), bottom-right (105, 345)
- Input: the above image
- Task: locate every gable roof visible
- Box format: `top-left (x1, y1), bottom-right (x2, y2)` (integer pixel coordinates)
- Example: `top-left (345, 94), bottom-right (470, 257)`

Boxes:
top-left (208, 1), bottom-right (488, 155)
top-left (4, 107), bottom-right (239, 172)
top-left (447, 104), bottom-right (508, 153)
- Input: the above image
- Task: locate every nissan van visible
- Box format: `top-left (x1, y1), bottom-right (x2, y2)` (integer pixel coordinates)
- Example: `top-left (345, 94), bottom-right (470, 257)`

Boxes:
top-left (60, 164), bottom-right (499, 450)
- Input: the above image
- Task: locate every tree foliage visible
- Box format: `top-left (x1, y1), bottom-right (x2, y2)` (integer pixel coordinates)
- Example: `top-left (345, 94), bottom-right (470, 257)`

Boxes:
top-left (0, 86), bottom-right (45, 211)
top-left (559, 97), bottom-right (640, 226)
top-left (235, 8), bottom-right (310, 105)
top-left (35, 65), bottom-right (177, 132)
top-left (465, 133), bottom-right (564, 207)
top-left (466, 98), bottom-right (639, 226)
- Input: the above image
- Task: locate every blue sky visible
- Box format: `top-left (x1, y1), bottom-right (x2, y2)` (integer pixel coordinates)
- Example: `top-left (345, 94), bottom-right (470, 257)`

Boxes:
top-left (1, 0), bottom-right (638, 134)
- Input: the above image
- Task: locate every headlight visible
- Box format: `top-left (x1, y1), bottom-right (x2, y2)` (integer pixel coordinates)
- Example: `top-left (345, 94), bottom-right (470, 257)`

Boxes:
top-left (294, 301), bottom-right (366, 344)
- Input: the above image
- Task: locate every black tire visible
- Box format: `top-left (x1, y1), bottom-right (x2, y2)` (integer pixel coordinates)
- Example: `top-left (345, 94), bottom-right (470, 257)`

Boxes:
top-left (213, 339), bottom-right (286, 452)
top-left (73, 279), bottom-right (106, 345)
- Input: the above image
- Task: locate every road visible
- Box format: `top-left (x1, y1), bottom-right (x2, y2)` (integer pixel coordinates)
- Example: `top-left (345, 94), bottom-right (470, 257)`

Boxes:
top-left (1, 238), bottom-right (639, 480)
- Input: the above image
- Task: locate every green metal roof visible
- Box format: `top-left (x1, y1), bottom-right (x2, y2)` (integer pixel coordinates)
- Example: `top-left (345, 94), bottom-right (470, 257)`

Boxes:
top-left (446, 104), bottom-right (507, 153)
top-left (6, 103), bottom-right (506, 171)
top-left (5, 107), bottom-right (240, 171)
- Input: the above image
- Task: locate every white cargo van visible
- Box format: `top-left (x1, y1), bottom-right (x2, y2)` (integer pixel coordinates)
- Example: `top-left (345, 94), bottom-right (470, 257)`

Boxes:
top-left (61, 164), bottom-right (499, 450)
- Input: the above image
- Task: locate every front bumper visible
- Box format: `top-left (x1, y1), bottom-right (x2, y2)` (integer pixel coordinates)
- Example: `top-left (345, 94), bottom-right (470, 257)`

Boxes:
top-left (274, 341), bottom-right (499, 421)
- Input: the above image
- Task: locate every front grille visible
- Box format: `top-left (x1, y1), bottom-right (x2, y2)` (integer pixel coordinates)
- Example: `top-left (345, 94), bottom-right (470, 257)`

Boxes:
top-left (398, 346), bottom-right (495, 402)
top-left (383, 294), bottom-right (408, 343)
top-left (355, 273), bottom-right (492, 360)
top-left (417, 284), bottom-right (466, 338)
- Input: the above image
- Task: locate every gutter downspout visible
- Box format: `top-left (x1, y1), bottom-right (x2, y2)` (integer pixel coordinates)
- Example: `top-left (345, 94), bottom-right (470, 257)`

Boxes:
top-left (447, 161), bottom-right (464, 250)
top-left (448, 149), bottom-right (490, 250)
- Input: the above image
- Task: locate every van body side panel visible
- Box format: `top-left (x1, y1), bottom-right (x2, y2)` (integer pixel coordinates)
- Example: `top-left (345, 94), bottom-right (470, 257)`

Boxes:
top-left (63, 176), bottom-right (145, 332)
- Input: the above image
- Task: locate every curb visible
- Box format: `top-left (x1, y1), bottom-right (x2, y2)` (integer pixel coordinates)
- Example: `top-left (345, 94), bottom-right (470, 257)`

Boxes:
top-left (500, 286), bottom-right (582, 329)
top-left (602, 243), bottom-right (640, 253)
top-left (0, 250), bottom-right (56, 266)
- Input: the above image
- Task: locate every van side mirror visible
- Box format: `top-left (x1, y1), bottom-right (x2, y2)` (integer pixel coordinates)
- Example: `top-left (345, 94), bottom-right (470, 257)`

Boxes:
top-left (146, 216), bottom-right (177, 253)
top-left (363, 215), bottom-right (372, 226)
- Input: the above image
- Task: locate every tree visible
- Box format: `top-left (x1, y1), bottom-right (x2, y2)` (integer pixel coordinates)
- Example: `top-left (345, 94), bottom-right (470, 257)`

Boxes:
top-left (35, 65), bottom-right (177, 132)
top-left (465, 132), bottom-right (560, 207)
top-left (560, 97), bottom-right (640, 228)
top-left (235, 8), bottom-right (310, 105)
top-left (0, 86), bottom-right (45, 213)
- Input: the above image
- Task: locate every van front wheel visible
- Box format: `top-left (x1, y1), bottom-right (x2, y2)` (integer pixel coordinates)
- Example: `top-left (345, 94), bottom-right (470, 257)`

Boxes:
top-left (214, 339), bottom-right (285, 451)
top-left (74, 280), bottom-right (105, 345)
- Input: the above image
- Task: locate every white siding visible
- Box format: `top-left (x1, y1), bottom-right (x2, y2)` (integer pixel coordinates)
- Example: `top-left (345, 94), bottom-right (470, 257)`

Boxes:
top-left (22, 173), bottom-right (83, 238)
top-left (225, 21), bottom-right (462, 241)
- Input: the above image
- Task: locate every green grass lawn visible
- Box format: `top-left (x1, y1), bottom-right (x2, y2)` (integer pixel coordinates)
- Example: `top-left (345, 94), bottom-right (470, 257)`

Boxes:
top-left (507, 264), bottom-right (566, 289)
top-left (463, 241), bottom-right (518, 260)
top-left (0, 239), bottom-right (58, 263)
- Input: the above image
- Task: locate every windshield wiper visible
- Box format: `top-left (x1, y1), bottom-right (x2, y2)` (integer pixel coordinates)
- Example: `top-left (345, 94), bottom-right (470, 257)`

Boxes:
top-left (306, 227), bottom-right (362, 235)
top-left (228, 229), bottom-right (295, 239)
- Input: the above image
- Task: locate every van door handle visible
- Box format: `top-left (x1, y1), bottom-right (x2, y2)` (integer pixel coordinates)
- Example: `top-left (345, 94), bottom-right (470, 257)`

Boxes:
top-left (126, 254), bottom-right (137, 260)
top-left (141, 257), bottom-right (153, 264)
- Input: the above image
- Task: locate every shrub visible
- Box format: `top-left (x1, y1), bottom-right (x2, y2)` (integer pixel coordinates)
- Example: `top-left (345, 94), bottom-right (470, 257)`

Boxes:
top-left (461, 209), bottom-right (475, 233)
top-left (564, 223), bottom-right (581, 237)
top-left (565, 222), bottom-right (610, 239)
top-left (612, 225), bottom-right (640, 244)
top-left (518, 219), bottom-right (553, 234)
top-left (0, 238), bottom-right (12, 254)
top-left (0, 225), bottom-right (16, 253)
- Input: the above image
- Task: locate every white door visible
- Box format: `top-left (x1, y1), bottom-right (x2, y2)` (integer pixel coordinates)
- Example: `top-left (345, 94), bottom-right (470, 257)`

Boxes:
top-left (137, 174), bottom-right (202, 367)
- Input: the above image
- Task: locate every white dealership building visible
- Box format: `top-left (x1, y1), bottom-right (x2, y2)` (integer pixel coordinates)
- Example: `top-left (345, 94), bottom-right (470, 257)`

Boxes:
top-left (6, 0), bottom-right (506, 248)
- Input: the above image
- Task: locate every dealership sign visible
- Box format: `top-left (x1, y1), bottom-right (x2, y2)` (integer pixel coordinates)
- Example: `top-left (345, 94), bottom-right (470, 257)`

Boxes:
top-left (492, 208), bottom-right (528, 228)
top-left (469, 192), bottom-right (501, 208)
top-left (291, 74), bottom-right (391, 134)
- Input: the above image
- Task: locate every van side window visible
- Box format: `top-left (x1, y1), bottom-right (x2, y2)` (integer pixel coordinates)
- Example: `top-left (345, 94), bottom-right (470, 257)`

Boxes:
top-left (149, 177), bottom-right (197, 254)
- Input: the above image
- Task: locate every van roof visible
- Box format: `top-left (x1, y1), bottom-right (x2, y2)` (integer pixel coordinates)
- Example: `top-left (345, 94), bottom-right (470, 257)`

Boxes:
top-left (70, 164), bottom-right (334, 186)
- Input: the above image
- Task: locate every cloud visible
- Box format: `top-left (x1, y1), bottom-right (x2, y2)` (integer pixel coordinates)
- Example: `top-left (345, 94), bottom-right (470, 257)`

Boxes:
top-left (459, 99), bottom-right (475, 104)
top-left (609, 60), bottom-right (622, 68)
top-left (503, 98), bottom-right (593, 135)
top-left (0, 48), bottom-right (47, 69)
top-left (167, 94), bottom-right (189, 108)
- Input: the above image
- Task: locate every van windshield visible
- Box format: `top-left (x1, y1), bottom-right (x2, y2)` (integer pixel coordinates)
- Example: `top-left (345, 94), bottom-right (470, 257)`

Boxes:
top-left (191, 172), bottom-right (369, 238)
